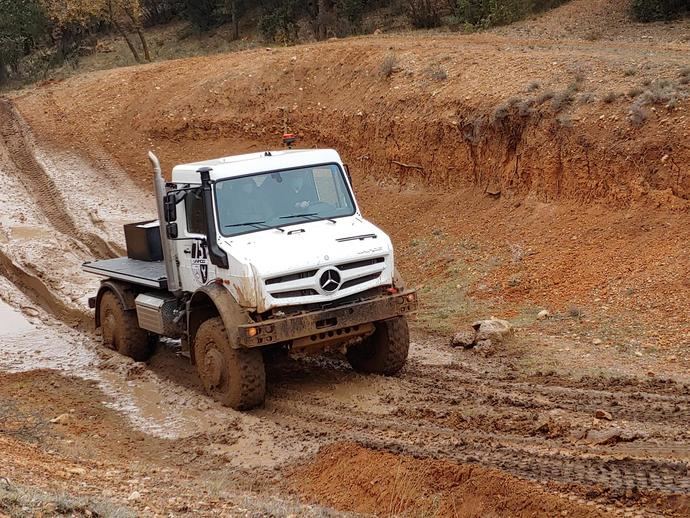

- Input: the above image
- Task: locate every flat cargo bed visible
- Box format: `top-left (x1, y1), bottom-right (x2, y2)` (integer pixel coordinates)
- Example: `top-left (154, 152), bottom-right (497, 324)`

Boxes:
top-left (82, 257), bottom-right (168, 289)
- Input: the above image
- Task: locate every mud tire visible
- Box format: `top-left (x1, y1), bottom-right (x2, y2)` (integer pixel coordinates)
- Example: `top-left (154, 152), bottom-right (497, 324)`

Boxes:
top-left (194, 317), bottom-right (266, 410)
top-left (99, 291), bottom-right (153, 362)
top-left (347, 316), bottom-right (409, 375)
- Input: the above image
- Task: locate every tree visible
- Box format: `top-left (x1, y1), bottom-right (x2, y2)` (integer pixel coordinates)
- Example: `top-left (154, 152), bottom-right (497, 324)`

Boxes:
top-left (631, 0), bottom-right (688, 22)
top-left (41, 0), bottom-right (151, 64)
top-left (0, 0), bottom-right (46, 83)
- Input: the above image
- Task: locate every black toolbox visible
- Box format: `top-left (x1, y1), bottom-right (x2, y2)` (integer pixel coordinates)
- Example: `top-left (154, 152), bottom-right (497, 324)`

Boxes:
top-left (124, 220), bottom-right (163, 262)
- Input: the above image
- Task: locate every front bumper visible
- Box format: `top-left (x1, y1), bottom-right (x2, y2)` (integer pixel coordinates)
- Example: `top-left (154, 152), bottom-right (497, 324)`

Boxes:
top-left (237, 290), bottom-right (417, 348)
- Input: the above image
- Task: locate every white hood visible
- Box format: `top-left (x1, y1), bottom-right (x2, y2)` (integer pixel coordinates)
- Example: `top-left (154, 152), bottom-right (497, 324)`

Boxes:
top-left (220, 216), bottom-right (394, 311)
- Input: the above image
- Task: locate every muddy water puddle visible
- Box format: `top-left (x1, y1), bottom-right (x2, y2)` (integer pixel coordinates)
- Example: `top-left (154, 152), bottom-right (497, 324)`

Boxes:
top-left (0, 297), bottom-right (206, 439)
top-left (0, 299), bottom-right (35, 336)
top-left (8, 225), bottom-right (54, 241)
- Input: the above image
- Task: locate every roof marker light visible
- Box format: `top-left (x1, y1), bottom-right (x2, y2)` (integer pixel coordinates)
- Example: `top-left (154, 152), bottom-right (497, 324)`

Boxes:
top-left (283, 133), bottom-right (297, 149)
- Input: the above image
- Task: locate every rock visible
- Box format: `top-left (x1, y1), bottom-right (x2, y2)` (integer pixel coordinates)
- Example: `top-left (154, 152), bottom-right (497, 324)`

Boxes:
top-left (66, 467), bottom-right (86, 475)
top-left (21, 306), bottom-right (40, 317)
top-left (50, 414), bottom-right (71, 425)
top-left (537, 309), bottom-right (550, 320)
top-left (373, 28), bottom-right (382, 35)
top-left (472, 318), bottom-right (514, 344)
top-left (128, 491), bottom-right (141, 501)
top-left (450, 330), bottom-right (476, 348)
top-left (585, 428), bottom-right (641, 445)
top-left (594, 409), bottom-right (613, 421)
top-left (88, 210), bottom-right (104, 225)
top-left (592, 338), bottom-right (602, 345)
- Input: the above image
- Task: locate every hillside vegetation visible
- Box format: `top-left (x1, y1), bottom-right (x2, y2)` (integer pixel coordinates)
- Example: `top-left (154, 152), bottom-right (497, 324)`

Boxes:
top-left (2, 0), bottom-right (688, 87)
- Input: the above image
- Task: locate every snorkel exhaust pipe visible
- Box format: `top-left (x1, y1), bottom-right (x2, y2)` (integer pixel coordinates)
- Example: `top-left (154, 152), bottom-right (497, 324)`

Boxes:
top-left (149, 151), bottom-right (182, 293)
top-left (197, 166), bottom-right (229, 269)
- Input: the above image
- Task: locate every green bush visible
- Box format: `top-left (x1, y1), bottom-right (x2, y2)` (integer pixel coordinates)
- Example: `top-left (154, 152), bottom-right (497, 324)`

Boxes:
top-left (0, 0), bottom-right (46, 83)
top-left (455, 0), bottom-right (570, 28)
top-left (181, 0), bottom-right (220, 31)
top-left (258, 0), bottom-right (301, 42)
top-left (631, 0), bottom-right (688, 22)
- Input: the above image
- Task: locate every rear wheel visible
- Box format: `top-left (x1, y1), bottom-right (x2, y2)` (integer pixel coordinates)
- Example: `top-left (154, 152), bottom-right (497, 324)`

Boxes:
top-left (99, 291), bottom-right (154, 362)
top-left (194, 317), bottom-right (266, 410)
top-left (347, 316), bottom-right (410, 375)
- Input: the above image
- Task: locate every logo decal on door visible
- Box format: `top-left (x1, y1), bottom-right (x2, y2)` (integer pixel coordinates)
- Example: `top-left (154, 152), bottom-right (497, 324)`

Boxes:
top-left (191, 242), bottom-right (209, 284)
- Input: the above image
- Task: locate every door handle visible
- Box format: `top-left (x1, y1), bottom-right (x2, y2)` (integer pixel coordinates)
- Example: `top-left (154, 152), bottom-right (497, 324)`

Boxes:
top-left (183, 248), bottom-right (191, 254)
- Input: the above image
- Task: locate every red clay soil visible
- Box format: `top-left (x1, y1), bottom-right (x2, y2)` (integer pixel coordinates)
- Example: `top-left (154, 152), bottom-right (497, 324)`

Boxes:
top-left (291, 442), bottom-right (605, 517)
top-left (9, 0), bottom-right (690, 353)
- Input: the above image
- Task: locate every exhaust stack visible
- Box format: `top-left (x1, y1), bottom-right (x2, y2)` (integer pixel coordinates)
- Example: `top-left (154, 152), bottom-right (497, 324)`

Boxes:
top-left (149, 152), bottom-right (182, 294)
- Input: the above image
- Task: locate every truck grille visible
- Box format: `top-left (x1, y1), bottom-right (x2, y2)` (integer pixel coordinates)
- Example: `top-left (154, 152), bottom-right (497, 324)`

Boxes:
top-left (265, 256), bottom-right (386, 300)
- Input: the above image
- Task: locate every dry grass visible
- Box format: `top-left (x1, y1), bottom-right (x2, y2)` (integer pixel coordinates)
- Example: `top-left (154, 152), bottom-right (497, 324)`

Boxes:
top-left (0, 484), bottom-right (135, 518)
top-left (629, 103), bottom-right (648, 127)
top-left (602, 91), bottom-right (618, 103)
top-left (380, 53), bottom-right (399, 78)
top-left (427, 63), bottom-right (448, 81)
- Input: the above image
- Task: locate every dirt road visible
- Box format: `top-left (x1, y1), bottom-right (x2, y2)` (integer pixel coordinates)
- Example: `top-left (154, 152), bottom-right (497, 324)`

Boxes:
top-left (1, 0), bottom-right (689, 515)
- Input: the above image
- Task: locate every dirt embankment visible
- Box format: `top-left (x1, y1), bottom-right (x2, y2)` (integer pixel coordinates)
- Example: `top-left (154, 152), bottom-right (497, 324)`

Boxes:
top-left (16, 35), bottom-right (690, 206)
top-left (291, 442), bottom-right (607, 517)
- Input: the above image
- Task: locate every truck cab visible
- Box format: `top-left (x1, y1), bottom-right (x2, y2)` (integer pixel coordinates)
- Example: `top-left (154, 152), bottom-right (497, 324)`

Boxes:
top-left (83, 147), bottom-right (417, 410)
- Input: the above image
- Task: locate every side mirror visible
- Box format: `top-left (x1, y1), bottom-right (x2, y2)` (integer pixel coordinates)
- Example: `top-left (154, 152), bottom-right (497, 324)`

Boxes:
top-left (163, 193), bottom-right (177, 222)
top-left (166, 222), bottom-right (178, 239)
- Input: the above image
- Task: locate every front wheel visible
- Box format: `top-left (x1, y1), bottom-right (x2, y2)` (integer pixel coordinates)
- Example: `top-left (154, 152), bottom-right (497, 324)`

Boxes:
top-left (194, 317), bottom-right (266, 410)
top-left (347, 317), bottom-right (410, 375)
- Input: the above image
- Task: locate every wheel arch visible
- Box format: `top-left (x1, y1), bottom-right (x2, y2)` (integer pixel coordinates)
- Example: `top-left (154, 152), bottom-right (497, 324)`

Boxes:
top-left (95, 280), bottom-right (138, 328)
top-left (188, 284), bottom-right (251, 364)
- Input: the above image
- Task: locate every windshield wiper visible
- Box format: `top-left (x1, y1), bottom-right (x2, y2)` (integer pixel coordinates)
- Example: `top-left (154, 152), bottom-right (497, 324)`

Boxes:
top-left (279, 212), bottom-right (319, 220)
top-left (225, 220), bottom-right (270, 231)
top-left (279, 212), bottom-right (336, 224)
top-left (225, 221), bottom-right (285, 233)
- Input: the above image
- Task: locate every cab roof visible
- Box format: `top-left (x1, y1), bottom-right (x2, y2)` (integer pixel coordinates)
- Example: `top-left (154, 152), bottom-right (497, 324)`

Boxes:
top-left (171, 148), bottom-right (343, 183)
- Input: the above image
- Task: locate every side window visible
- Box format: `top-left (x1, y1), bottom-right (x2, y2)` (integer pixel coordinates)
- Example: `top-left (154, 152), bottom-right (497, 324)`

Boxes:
top-left (185, 188), bottom-right (206, 235)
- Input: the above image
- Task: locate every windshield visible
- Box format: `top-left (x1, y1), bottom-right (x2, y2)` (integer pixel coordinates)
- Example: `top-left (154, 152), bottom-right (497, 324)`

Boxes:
top-left (216, 163), bottom-right (356, 236)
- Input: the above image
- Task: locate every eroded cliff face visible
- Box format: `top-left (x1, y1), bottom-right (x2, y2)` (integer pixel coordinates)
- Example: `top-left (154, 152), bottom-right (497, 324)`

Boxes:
top-left (14, 34), bottom-right (689, 208)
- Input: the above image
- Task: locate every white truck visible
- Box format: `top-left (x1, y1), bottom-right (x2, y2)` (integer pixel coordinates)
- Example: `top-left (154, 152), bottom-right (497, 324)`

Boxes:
top-left (83, 144), bottom-right (417, 409)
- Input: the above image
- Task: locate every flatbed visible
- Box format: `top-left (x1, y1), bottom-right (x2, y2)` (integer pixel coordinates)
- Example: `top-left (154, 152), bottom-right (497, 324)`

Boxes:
top-left (83, 257), bottom-right (168, 289)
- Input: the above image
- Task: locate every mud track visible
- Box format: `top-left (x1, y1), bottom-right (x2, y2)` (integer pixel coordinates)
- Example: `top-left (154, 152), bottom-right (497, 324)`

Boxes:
top-left (255, 350), bottom-right (690, 505)
top-left (0, 100), bottom-right (119, 260)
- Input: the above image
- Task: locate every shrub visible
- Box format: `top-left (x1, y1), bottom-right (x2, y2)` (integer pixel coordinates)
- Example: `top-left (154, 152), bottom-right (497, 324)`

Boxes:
top-left (259, 0), bottom-right (300, 42)
top-left (535, 90), bottom-right (555, 104)
top-left (0, 0), bottom-right (46, 83)
top-left (427, 63), bottom-right (448, 81)
top-left (631, 0), bottom-right (688, 22)
top-left (455, 0), bottom-right (570, 28)
top-left (406, 0), bottom-right (441, 28)
top-left (181, 0), bottom-right (220, 31)
top-left (379, 53), bottom-right (398, 78)
top-left (603, 92), bottom-right (618, 103)
top-left (629, 103), bottom-right (648, 127)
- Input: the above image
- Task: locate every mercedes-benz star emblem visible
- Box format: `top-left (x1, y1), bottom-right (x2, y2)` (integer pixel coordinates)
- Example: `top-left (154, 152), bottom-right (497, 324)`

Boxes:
top-left (319, 269), bottom-right (341, 292)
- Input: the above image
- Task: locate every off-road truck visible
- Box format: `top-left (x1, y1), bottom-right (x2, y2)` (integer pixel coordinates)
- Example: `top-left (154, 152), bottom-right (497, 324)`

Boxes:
top-left (83, 144), bottom-right (417, 409)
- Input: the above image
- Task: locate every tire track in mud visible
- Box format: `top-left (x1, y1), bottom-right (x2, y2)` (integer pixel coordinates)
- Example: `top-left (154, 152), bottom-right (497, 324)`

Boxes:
top-left (0, 99), bottom-right (119, 260)
top-left (254, 355), bottom-right (690, 501)
top-left (0, 250), bottom-right (88, 325)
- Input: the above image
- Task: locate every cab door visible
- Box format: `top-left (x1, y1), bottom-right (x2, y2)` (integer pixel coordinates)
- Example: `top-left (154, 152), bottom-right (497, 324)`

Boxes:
top-left (176, 186), bottom-right (216, 291)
